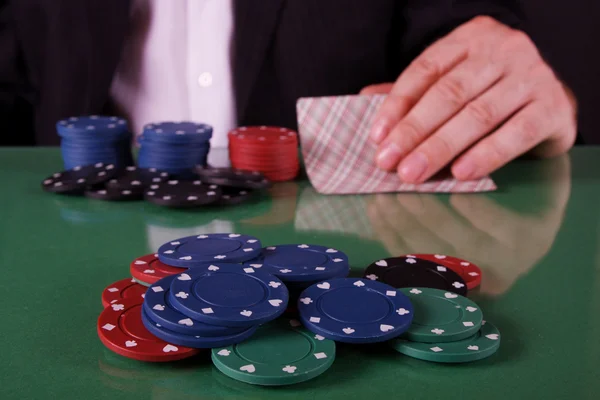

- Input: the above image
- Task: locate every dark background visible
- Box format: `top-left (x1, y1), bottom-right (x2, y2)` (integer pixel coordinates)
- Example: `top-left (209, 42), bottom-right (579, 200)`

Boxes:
top-left (2, 3), bottom-right (598, 146)
top-left (519, 1), bottom-right (600, 144)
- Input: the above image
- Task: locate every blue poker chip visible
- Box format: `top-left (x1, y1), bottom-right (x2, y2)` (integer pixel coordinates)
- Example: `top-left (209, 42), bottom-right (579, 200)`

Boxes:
top-left (143, 275), bottom-right (248, 337)
top-left (168, 264), bottom-right (289, 327)
top-left (245, 244), bottom-right (350, 282)
top-left (158, 233), bottom-right (262, 267)
top-left (56, 116), bottom-right (129, 140)
top-left (298, 278), bottom-right (414, 343)
top-left (141, 307), bottom-right (258, 348)
top-left (143, 122), bottom-right (213, 143)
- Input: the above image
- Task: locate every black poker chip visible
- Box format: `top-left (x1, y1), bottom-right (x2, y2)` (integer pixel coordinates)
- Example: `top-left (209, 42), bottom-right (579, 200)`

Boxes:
top-left (216, 187), bottom-right (255, 206)
top-left (195, 166), bottom-right (265, 182)
top-left (105, 166), bottom-right (169, 190)
top-left (144, 180), bottom-right (222, 208)
top-left (363, 256), bottom-right (468, 296)
top-left (196, 175), bottom-right (271, 190)
top-left (41, 163), bottom-right (120, 195)
top-left (84, 187), bottom-right (144, 201)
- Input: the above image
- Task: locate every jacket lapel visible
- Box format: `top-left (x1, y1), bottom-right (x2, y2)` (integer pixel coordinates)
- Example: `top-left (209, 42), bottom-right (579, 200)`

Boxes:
top-left (232, 0), bottom-right (286, 122)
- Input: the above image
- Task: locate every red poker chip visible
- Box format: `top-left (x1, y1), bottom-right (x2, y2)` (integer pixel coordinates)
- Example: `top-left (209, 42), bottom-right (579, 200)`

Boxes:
top-left (97, 298), bottom-right (200, 362)
top-left (228, 148), bottom-right (298, 160)
top-left (229, 151), bottom-right (298, 164)
top-left (130, 253), bottom-right (185, 285)
top-left (228, 136), bottom-right (298, 148)
top-left (101, 278), bottom-right (148, 308)
top-left (228, 126), bottom-right (298, 144)
top-left (410, 254), bottom-right (482, 290)
top-left (229, 160), bottom-right (299, 172)
top-left (229, 153), bottom-right (299, 165)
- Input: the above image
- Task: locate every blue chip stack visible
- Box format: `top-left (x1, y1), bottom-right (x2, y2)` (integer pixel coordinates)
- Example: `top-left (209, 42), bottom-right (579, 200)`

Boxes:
top-left (57, 116), bottom-right (134, 170)
top-left (138, 122), bottom-right (213, 177)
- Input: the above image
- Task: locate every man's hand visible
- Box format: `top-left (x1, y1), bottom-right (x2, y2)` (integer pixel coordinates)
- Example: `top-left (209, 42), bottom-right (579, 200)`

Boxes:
top-left (361, 16), bottom-right (577, 183)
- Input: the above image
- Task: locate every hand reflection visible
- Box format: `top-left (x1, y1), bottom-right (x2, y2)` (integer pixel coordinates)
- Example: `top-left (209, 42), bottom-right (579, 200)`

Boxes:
top-left (367, 155), bottom-right (571, 296)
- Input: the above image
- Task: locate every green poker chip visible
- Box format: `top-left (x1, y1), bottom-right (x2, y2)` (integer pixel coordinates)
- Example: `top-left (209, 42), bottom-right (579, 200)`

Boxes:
top-left (132, 276), bottom-right (151, 287)
top-left (211, 318), bottom-right (336, 386)
top-left (399, 287), bottom-right (483, 343)
top-left (391, 320), bottom-right (501, 363)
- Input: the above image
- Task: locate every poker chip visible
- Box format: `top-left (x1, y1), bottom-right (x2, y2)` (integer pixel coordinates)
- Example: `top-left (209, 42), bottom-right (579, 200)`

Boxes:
top-left (411, 254), bottom-right (482, 290)
top-left (138, 122), bottom-right (213, 175)
top-left (157, 233), bottom-right (262, 267)
top-left (142, 308), bottom-right (258, 348)
top-left (228, 126), bottom-right (299, 182)
top-left (198, 175), bottom-right (271, 190)
top-left (169, 264), bottom-right (288, 328)
top-left (195, 166), bottom-right (265, 181)
top-left (217, 187), bottom-right (255, 206)
top-left (298, 278), bottom-right (414, 343)
top-left (398, 288), bottom-right (483, 343)
top-left (143, 275), bottom-right (248, 337)
top-left (56, 115), bottom-right (129, 139)
top-left (211, 319), bottom-right (336, 386)
top-left (57, 116), bottom-right (133, 170)
top-left (130, 253), bottom-right (185, 285)
top-left (106, 166), bottom-right (170, 190)
top-left (144, 180), bottom-right (222, 208)
top-left (391, 321), bottom-right (501, 363)
top-left (84, 187), bottom-right (144, 201)
top-left (41, 163), bottom-right (119, 194)
top-left (364, 256), bottom-right (468, 296)
top-left (142, 122), bottom-right (213, 143)
top-left (245, 244), bottom-right (350, 283)
top-left (101, 278), bottom-right (147, 308)
top-left (97, 298), bottom-right (200, 362)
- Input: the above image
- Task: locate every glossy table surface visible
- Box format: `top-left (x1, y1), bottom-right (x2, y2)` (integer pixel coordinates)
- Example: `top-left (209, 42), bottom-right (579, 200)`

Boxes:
top-left (1, 147), bottom-right (599, 400)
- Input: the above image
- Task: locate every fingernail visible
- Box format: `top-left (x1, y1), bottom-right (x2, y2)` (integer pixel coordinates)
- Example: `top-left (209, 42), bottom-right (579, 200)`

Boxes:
top-left (376, 141), bottom-right (403, 170)
top-left (453, 160), bottom-right (476, 180)
top-left (399, 152), bottom-right (429, 182)
top-left (370, 120), bottom-right (389, 143)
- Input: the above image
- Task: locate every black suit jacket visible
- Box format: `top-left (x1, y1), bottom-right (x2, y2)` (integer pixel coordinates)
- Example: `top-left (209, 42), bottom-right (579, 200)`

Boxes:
top-left (1, 0), bottom-right (523, 146)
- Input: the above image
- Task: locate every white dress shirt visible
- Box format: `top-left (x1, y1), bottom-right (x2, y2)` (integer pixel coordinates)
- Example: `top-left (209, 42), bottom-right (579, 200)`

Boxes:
top-left (110, 0), bottom-right (236, 150)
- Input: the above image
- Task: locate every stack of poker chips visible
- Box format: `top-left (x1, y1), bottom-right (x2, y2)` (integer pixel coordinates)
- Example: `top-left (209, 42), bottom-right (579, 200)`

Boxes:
top-left (138, 122), bottom-right (213, 177)
top-left (40, 164), bottom-right (271, 206)
top-left (100, 235), bottom-right (296, 361)
top-left (228, 126), bottom-right (300, 182)
top-left (355, 255), bottom-right (500, 363)
top-left (56, 116), bottom-right (134, 170)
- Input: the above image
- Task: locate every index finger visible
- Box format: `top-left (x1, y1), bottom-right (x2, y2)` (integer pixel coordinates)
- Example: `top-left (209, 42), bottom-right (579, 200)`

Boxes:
top-left (369, 38), bottom-right (468, 143)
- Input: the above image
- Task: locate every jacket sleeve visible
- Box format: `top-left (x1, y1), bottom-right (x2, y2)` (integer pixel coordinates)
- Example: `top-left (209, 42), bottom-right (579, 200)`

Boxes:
top-left (392, 0), bottom-right (523, 68)
top-left (0, 0), bottom-right (34, 145)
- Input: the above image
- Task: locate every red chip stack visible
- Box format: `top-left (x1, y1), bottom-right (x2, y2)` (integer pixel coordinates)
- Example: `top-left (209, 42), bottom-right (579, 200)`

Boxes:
top-left (228, 126), bottom-right (299, 182)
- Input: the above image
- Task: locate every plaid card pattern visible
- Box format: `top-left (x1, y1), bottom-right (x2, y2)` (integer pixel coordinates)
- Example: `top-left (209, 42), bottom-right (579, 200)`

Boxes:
top-left (296, 94), bottom-right (497, 194)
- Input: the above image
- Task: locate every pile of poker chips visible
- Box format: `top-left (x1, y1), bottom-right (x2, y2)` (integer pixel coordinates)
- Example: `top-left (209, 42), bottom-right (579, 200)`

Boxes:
top-left (228, 126), bottom-right (300, 182)
top-left (56, 116), bottom-right (134, 170)
top-left (41, 165), bottom-right (270, 207)
top-left (97, 233), bottom-right (499, 387)
top-left (138, 122), bottom-right (213, 176)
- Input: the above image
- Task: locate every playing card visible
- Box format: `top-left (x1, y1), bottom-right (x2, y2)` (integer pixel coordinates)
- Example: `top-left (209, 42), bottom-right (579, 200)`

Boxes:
top-left (296, 94), bottom-right (497, 194)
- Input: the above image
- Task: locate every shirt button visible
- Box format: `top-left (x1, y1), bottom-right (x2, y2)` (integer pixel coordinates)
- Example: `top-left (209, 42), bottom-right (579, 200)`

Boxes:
top-left (198, 72), bottom-right (213, 87)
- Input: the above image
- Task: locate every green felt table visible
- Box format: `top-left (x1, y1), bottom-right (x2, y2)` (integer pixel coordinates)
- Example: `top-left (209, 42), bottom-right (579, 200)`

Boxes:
top-left (1, 147), bottom-right (599, 400)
